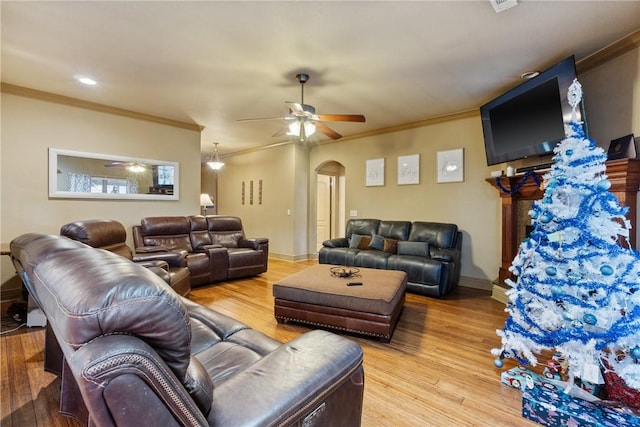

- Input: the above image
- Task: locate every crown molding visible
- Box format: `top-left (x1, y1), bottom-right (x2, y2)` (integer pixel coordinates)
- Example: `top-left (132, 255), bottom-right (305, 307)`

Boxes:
top-left (1, 83), bottom-right (203, 132)
top-left (576, 29), bottom-right (640, 74)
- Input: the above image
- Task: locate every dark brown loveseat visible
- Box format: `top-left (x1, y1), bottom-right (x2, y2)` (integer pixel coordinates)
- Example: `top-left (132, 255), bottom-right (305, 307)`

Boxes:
top-left (10, 233), bottom-right (364, 426)
top-left (133, 215), bottom-right (268, 287)
top-left (319, 219), bottom-right (462, 297)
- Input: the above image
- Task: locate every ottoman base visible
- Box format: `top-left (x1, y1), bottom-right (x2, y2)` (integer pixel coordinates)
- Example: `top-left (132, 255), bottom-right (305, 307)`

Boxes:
top-left (273, 265), bottom-right (407, 342)
top-left (275, 297), bottom-right (404, 343)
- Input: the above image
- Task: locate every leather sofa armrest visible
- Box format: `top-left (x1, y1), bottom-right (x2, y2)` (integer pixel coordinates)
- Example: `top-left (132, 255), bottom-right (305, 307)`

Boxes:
top-left (238, 238), bottom-right (268, 250)
top-left (322, 237), bottom-right (349, 248)
top-left (429, 247), bottom-right (459, 262)
top-left (133, 250), bottom-right (188, 268)
top-left (144, 265), bottom-right (171, 284)
top-left (212, 330), bottom-right (363, 426)
top-left (67, 334), bottom-right (210, 426)
top-left (136, 259), bottom-right (169, 270)
top-left (194, 244), bottom-right (223, 251)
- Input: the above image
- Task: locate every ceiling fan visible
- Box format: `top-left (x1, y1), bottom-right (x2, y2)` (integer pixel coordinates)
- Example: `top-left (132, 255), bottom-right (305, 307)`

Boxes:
top-left (238, 73), bottom-right (366, 141)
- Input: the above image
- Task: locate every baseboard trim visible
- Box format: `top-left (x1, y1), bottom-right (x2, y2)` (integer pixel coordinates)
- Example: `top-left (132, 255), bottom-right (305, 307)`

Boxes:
top-left (491, 284), bottom-right (509, 304)
top-left (269, 253), bottom-right (317, 262)
top-left (458, 276), bottom-right (492, 291)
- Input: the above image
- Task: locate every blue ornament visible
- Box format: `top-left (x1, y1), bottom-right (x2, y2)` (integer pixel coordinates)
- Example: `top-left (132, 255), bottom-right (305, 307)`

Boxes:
top-left (494, 358), bottom-right (504, 368)
top-left (600, 265), bottom-right (614, 276)
top-left (545, 266), bottom-right (557, 276)
top-left (539, 214), bottom-right (552, 224)
top-left (597, 179), bottom-right (611, 191)
top-left (566, 149), bottom-right (573, 156)
top-left (550, 285), bottom-right (563, 296)
top-left (583, 313), bottom-right (597, 325)
top-left (631, 346), bottom-right (640, 359)
top-left (529, 210), bottom-right (538, 219)
top-left (542, 196), bottom-right (552, 204)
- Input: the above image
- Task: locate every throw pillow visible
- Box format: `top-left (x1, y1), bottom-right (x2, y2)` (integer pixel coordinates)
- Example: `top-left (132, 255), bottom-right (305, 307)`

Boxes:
top-left (357, 235), bottom-right (372, 249)
top-left (368, 233), bottom-right (385, 251)
top-left (349, 234), bottom-right (363, 249)
top-left (397, 241), bottom-right (430, 257)
top-left (383, 238), bottom-right (399, 254)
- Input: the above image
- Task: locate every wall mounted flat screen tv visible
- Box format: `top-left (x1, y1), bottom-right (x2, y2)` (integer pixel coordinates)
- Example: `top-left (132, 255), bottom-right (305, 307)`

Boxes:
top-left (480, 56), bottom-right (582, 166)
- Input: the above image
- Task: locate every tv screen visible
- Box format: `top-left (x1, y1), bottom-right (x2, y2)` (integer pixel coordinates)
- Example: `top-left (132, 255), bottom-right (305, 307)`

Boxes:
top-left (481, 56), bottom-right (582, 166)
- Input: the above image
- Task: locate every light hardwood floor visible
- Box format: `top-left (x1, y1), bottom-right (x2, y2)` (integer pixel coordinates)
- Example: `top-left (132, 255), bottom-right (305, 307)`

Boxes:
top-left (1, 259), bottom-right (536, 426)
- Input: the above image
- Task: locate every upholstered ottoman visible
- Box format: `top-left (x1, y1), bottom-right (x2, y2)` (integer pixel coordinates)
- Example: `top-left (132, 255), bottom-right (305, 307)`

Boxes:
top-left (273, 264), bottom-right (407, 342)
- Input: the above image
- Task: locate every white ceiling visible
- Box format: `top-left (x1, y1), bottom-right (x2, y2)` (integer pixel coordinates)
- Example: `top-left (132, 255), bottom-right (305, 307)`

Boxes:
top-left (2, 1), bottom-right (639, 161)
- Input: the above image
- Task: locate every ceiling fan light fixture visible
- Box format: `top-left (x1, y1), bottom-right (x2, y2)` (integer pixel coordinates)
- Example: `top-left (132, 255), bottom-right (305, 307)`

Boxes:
top-left (207, 142), bottom-right (225, 170)
top-left (127, 164), bottom-right (145, 173)
top-left (287, 120), bottom-right (316, 140)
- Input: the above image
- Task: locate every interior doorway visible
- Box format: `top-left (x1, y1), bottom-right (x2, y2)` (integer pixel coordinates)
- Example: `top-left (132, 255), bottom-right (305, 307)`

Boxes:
top-left (316, 161), bottom-right (345, 251)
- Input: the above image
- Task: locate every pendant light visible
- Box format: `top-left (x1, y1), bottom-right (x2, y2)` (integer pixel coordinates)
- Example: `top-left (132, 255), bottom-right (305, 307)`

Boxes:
top-left (207, 142), bottom-right (225, 170)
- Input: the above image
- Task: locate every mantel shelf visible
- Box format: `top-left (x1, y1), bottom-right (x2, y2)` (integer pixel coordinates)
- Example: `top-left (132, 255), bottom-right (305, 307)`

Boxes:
top-left (486, 158), bottom-right (640, 285)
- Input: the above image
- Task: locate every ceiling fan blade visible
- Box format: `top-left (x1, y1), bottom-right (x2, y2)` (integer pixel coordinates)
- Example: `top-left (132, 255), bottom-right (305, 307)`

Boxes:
top-left (286, 102), bottom-right (305, 115)
top-left (315, 122), bottom-right (342, 140)
top-left (316, 114), bottom-right (366, 123)
top-left (272, 127), bottom-right (288, 137)
top-left (237, 116), bottom-right (288, 122)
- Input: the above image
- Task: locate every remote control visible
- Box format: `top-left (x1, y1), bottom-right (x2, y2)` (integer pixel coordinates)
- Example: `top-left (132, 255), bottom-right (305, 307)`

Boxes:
top-left (347, 282), bottom-right (363, 286)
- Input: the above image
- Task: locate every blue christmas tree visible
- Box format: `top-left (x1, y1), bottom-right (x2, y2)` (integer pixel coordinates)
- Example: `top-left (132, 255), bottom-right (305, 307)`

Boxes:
top-left (492, 79), bottom-right (640, 398)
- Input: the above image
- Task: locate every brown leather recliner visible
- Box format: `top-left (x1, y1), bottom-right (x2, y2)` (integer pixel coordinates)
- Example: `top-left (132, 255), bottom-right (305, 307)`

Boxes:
top-left (10, 233), bottom-right (364, 426)
top-left (60, 219), bottom-right (191, 296)
top-left (132, 215), bottom-right (269, 287)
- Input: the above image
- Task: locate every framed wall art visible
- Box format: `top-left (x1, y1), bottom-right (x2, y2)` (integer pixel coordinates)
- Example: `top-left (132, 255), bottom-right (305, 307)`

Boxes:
top-left (437, 148), bottom-right (464, 183)
top-left (397, 154), bottom-right (420, 185)
top-left (366, 158), bottom-right (385, 186)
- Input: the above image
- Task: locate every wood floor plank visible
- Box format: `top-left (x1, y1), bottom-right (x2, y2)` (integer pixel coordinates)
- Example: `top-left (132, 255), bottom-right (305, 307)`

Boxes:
top-left (1, 259), bottom-right (536, 426)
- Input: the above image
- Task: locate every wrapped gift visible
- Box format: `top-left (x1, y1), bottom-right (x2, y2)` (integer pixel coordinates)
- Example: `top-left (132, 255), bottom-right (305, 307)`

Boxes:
top-left (541, 352), bottom-right (603, 397)
top-left (542, 352), bottom-right (569, 381)
top-left (523, 385), bottom-right (640, 427)
top-left (501, 366), bottom-right (563, 392)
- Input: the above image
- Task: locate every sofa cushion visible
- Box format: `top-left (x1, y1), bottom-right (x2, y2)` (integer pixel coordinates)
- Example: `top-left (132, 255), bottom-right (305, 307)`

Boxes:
top-left (357, 235), bottom-right (372, 249)
top-left (378, 221), bottom-right (411, 241)
top-left (368, 234), bottom-right (385, 251)
top-left (349, 234), bottom-right (363, 249)
top-left (212, 232), bottom-right (242, 248)
top-left (397, 241), bottom-right (430, 257)
top-left (408, 222), bottom-right (458, 248)
top-left (346, 219), bottom-right (380, 239)
top-left (383, 238), bottom-right (399, 254)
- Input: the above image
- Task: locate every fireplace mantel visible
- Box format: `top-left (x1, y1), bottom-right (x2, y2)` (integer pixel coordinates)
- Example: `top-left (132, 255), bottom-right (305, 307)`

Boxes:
top-left (486, 158), bottom-right (640, 287)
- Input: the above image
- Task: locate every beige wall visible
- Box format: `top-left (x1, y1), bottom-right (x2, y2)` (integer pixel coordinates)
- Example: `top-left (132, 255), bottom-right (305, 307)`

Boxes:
top-left (307, 113), bottom-right (499, 283)
top-left (219, 45), bottom-right (640, 288)
top-left (1, 93), bottom-right (201, 289)
top-left (215, 142), bottom-right (313, 260)
top-left (580, 48), bottom-right (640, 150)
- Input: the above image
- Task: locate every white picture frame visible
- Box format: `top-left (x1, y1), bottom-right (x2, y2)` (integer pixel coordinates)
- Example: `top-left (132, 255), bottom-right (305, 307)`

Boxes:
top-left (397, 154), bottom-right (420, 185)
top-left (437, 148), bottom-right (464, 183)
top-left (366, 158), bottom-right (385, 186)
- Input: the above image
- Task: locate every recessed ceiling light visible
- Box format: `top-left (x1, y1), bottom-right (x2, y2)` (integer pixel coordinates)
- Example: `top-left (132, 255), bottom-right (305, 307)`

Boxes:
top-left (520, 71), bottom-right (540, 79)
top-left (75, 75), bottom-right (97, 85)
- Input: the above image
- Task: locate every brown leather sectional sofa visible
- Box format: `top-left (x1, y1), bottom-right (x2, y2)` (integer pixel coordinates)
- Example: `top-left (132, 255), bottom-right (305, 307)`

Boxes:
top-left (133, 215), bottom-right (269, 287)
top-left (10, 233), bottom-right (364, 426)
top-left (60, 219), bottom-right (192, 296)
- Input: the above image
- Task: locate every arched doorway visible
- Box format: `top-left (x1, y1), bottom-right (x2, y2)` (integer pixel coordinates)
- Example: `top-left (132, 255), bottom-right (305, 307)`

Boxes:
top-left (316, 161), bottom-right (345, 251)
